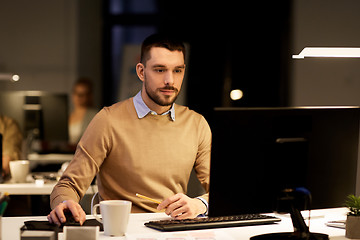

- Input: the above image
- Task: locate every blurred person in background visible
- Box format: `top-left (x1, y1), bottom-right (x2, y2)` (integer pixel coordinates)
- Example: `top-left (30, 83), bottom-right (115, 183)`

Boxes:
top-left (0, 115), bottom-right (22, 177)
top-left (68, 78), bottom-right (98, 145)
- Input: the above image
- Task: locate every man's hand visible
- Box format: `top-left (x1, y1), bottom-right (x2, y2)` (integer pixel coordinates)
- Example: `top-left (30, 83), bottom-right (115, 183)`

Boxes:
top-left (157, 193), bottom-right (207, 219)
top-left (47, 200), bottom-right (86, 226)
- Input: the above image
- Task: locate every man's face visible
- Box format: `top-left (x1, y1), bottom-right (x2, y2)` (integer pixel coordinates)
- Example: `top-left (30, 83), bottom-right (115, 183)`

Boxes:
top-left (137, 47), bottom-right (185, 107)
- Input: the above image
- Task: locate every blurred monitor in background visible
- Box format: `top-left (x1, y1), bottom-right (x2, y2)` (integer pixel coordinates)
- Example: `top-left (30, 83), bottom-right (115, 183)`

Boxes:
top-left (68, 78), bottom-right (98, 145)
top-left (0, 91), bottom-right (69, 154)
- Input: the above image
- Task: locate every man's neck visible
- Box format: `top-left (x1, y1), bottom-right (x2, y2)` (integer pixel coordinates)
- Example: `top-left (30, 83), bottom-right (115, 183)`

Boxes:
top-left (141, 90), bottom-right (171, 115)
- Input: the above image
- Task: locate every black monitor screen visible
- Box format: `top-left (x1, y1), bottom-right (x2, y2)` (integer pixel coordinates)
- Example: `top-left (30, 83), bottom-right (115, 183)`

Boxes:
top-left (208, 107), bottom-right (359, 217)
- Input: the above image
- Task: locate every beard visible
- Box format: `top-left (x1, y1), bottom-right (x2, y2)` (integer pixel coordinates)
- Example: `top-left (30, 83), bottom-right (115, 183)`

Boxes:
top-left (144, 78), bottom-right (180, 107)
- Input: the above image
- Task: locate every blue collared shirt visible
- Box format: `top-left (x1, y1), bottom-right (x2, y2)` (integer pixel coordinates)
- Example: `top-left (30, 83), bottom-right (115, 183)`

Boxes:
top-left (133, 91), bottom-right (175, 121)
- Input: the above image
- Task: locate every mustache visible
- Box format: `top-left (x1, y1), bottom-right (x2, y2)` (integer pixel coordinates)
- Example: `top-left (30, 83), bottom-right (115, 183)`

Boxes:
top-left (159, 86), bottom-right (178, 92)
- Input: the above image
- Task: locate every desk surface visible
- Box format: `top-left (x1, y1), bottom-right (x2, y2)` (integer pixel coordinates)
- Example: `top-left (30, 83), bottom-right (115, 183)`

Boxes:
top-left (1, 208), bottom-right (349, 240)
top-left (0, 182), bottom-right (97, 195)
top-left (28, 153), bottom-right (74, 162)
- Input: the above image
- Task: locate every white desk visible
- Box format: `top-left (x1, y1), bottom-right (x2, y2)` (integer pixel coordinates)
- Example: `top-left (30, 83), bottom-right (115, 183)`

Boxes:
top-left (28, 153), bottom-right (74, 163)
top-left (1, 208), bottom-right (349, 240)
top-left (0, 182), bottom-right (97, 195)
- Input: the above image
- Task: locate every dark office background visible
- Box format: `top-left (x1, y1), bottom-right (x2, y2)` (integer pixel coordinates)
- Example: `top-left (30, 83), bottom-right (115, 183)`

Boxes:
top-left (1, 0), bottom-right (359, 115)
top-left (102, 0), bottom-right (292, 119)
top-left (0, 0), bottom-right (360, 216)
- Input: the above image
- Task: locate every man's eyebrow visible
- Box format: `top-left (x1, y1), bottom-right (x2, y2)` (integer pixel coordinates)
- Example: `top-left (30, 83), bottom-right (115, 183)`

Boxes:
top-left (175, 65), bottom-right (186, 69)
top-left (152, 64), bottom-right (166, 68)
top-left (151, 64), bottom-right (185, 69)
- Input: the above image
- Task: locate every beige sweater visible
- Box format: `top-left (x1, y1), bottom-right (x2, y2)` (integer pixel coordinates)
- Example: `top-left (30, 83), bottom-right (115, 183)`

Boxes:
top-left (50, 97), bottom-right (211, 213)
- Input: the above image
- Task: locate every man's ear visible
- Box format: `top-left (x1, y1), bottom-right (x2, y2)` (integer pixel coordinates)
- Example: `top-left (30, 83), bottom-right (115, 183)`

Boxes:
top-left (136, 63), bottom-right (145, 82)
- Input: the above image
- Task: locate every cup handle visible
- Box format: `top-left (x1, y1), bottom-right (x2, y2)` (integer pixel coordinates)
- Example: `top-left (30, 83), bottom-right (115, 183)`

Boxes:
top-left (92, 204), bottom-right (103, 223)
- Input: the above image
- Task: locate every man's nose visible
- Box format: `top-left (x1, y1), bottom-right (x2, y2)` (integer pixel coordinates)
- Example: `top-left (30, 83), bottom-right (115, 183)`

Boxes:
top-left (164, 72), bottom-right (174, 85)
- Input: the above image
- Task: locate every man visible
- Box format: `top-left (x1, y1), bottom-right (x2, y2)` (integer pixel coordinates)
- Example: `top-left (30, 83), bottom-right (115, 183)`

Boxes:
top-left (48, 34), bottom-right (211, 225)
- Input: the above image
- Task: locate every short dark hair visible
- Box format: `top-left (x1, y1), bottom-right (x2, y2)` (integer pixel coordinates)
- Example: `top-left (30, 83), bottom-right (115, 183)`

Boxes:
top-left (140, 33), bottom-right (186, 65)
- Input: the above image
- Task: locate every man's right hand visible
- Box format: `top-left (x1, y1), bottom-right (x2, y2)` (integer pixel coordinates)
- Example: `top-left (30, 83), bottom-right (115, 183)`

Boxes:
top-left (47, 200), bottom-right (86, 226)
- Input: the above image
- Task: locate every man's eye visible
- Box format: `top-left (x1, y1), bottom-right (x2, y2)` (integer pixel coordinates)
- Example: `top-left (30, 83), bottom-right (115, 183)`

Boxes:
top-left (174, 69), bottom-right (182, 73)
top-left (155, 69), bottom-right (165, 73)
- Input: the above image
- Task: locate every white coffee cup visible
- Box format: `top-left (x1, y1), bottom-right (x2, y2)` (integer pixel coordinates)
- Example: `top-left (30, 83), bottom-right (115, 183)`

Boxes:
top-left (9, 160), bottom-right (30, 183)
top-left (92, 200), bottom-right (132, 236)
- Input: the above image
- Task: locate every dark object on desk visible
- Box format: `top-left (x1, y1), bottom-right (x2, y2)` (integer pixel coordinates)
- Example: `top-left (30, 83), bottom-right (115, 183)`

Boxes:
top-left (250, 232), bottom-right (328, 240)
top-left (23, 219), bottom-right (103, 232)
top-left (32, 172), bottom-right (58, 182)
top-left (61, 210), bottom-right (80, 227)
top-left (251, 188), bottom-right (329, 240)
top-left (21, 221), bottom-right (59, 240)
top-left (144, 214), bottom-right (280, 231)
top-left (0, 192), bottom-right (10, 216)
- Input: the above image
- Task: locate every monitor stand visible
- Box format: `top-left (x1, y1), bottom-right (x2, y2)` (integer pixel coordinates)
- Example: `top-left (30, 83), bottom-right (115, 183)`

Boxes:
top-left (250, 203), bottom-right (328, 240)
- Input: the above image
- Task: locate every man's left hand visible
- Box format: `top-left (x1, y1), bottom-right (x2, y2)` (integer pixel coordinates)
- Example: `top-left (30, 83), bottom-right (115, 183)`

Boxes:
top-left (157, 193), bottom-right (206, 219)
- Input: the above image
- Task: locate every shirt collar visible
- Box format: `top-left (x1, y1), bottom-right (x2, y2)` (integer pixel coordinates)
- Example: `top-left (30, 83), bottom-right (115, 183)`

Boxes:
top-left (133, 91), bottom-right (175, 121)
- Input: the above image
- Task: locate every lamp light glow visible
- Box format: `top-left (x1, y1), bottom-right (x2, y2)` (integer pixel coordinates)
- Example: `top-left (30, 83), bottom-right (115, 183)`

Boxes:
top-left (0, 73), bottom-right (20, 82)
top-left (230, 89), bottom-right (243, 101)
top-left (293, 47), bottom-right (360, 59)
top-left (12, 74), bottom-right (20, 81)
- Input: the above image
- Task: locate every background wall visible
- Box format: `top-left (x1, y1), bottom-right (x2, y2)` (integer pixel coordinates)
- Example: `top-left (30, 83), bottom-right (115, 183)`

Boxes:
top-left (291, 0), bottom-right (360, 106)
top-left (2, 1), bottom-right (360, 108)
top-left (0, 0), bottom-right (102, 109)
top-left (291, 0), bottom-right (360, 196)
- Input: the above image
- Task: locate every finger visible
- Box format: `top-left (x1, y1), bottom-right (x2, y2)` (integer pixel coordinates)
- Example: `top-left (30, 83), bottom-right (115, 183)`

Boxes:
top-left (54, 203), bottom-right (67, 223)
top-left (157, 194), bottom-right (182, 211)
top-left (165, 199), bottom-right (184, 216)
top-left (157, 198), bottom-right (172, 211)
top-left (49, 210), bottom-right (62, 226)
top-left (67, 202), bottom-right (81, 222)
top-left (49, 211), bottom-right (59, 225)
top-left (76, 205), bottom-right (87, 225)
top-left (47, 214), bottom-right (53, 224)
top-left (171, 201), bottom-right (193, 218)
top-left (171, 206), bottom-right (187, 218)
top-left (66, 200), bottom-right (86, 225)
top-left (175, 211), bottom-right (191, 219)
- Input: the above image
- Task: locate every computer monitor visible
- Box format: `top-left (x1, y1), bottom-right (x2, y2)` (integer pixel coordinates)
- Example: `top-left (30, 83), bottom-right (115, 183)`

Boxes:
top-left (208, 107), bottom-right (360, 217)
top-left (0, 91), bottom-right (69, 143)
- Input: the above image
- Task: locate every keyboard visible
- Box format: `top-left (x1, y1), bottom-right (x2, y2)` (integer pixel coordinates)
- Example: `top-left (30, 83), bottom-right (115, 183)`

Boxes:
top-left (144, 214), bottom-right (281, 231)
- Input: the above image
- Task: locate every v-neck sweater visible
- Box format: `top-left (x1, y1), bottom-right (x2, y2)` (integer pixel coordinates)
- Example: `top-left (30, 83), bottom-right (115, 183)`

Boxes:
top-left (50, 97), bottom-right (211, 213)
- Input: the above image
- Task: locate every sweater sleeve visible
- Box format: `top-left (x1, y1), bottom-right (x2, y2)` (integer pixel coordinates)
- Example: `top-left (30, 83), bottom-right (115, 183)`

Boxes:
top-left (50, 108), bottom-right (111, 209)
top-left (193, 115), bottom-right (212, 202)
